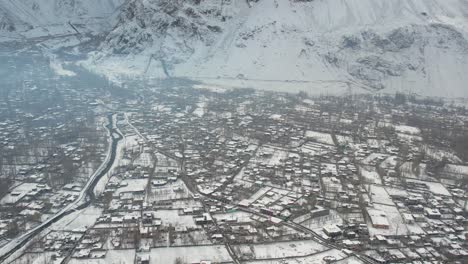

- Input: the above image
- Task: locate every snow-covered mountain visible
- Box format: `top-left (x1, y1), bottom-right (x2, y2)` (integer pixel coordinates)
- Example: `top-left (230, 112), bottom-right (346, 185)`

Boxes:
top-left (2, 0), bottom-right (467, 97)
top-left (0, 0), bottom-right (124, 39)
top-left (84, 0), bottom-right (468, 97)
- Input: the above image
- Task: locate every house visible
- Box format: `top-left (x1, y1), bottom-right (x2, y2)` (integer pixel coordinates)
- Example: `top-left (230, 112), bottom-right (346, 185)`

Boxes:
top-left (194, 213), bottom-right (213, 225)
top-left (402, 213), bottom-right (415, 224)
top-left (342, 239), bottom-right (362, 250)
top-left (323, 224), bottom-right (342, 237)
top-left (137, 254), bottom-right (150, 264)
top-left (367, 208), bottom-right (390, 229)
top-left (424, 208), bottom-right (442, 219)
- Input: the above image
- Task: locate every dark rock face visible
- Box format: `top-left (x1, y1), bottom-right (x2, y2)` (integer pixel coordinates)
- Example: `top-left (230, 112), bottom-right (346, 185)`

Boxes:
top-left (329, 24), bottom-right (468, 90)
top-left (103, 0), bottom-right (228, 61)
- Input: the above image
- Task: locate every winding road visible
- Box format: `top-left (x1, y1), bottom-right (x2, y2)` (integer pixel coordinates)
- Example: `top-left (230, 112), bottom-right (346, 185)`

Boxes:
top-left (0, 114), bottom-right (123, 263)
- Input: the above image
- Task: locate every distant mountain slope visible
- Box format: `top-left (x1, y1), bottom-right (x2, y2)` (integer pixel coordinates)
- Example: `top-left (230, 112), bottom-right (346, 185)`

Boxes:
top-left (57, 0), bottom-right (468, 97)
top-left (0, 0), bottom-right (124, 39)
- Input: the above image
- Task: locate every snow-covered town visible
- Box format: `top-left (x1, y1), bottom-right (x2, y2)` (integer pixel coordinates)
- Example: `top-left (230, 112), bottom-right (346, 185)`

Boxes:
top-left (2, 0), bottom-right (468, 263)
top-left (1, 71), bottom-right (468, 264)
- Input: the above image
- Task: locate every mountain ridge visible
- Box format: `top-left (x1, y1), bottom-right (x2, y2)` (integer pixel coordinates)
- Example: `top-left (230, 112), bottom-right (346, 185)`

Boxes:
top-left (2, 0), bottom-right (468, 97)
top-left (83, 0), bottom-right (468, 97)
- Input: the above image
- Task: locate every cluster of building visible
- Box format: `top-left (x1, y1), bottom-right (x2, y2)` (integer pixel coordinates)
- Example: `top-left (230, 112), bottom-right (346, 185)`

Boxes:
top-left (2, 81), bottom-right (468, 263)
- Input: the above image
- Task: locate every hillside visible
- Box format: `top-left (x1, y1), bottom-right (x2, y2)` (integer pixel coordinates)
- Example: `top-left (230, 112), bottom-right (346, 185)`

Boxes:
top-left (0, 0), bottom-right (124, 40)
top-left (82, 0), bottom-right (468, 97)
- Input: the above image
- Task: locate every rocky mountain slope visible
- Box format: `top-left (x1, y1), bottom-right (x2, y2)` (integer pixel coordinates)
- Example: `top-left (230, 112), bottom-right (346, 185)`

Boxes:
top-left (2, 0), bottom-right (467, 97)
top-left (83, 0), bottom-right (468, 97)
top-left (0, 0), bottom-right (124, 40)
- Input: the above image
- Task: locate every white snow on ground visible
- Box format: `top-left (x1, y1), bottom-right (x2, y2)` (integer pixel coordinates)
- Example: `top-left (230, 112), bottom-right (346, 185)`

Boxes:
top-left (300, 142), bottom-right (334, 156)
top-left (369, 185), bottom-right (395, 206)
top-left (0, 183), bottom-right (41, 205)
top-left (0, 0), bottom-right (125, 48)
top-left (213, 211), bottom-right (253, 223)
top-left (336, 135), bottom-right (354, 146)
top-left (366, 139), bottom-right (389, 149)
top-left (421, 145), bottom-right (462, 163)
top-left (0, 0), bottom-right (124, 31)
top-left (9, 252), bottom-right (60, 264)
top-left (235, 240), bottom-right (328, 260)
top-left (255, 146), bottom-right (289, 166)
top-left (2, 206), bottom-right (102, 263)
top-left (133, 152), bottom-right (153, 167)
top-left (153, 210), bottom-right (197, 229)
top-left (193, 101), bottom-right (207, 117)
top-left (53, 206), bottom-right (102, 231)
top-left (406, 179), bottom-right (451, 196)
top-left (149, 245), bottom-right (232, 264)
top-left (399, 162), bottom-right (433, 180)
top-left (305, 131), bottom-right (335, 145)
top-left (49, 57), bottom-right (76, 77)
top-left (322, 177), bottom-right (342, 193)
top-left (368, 204), bottom-right (408, 236)
top-left (379, 155), bottom-right (398, 170)
top-left (84, 0), bottom-right (468, 98)
top-left (114, 179), bottom-right (148, 196)
top-left (362, 153), bottom-right (388, 165)
top-left (241, 186), bottom-right (272, 206)
top-left (68, 249), bottom-right (135, 264)
top-left (395, 125), bottom-right (421, 135)
top-left (397, 133), bottom-right (423, 142)
top-left (359, 166), bottom-right (382, 185)
top-left (94, 132), bottom-right (138, 197)
top-left (146, 179), bottom-right (192, 202)
top-left (385, 187), bottom-right (408, 198)
top-left (335, 256), bottom-right (366, 264)
top-left (443, 164), bottom-right (468, 175)
top-left (322, 163), bottom-right (338, 176)
top-left (406, 222), bottom-right (425, 235)
top-left (246, 248), bottom-right (347, 264)
top-left (193, 84), bottom-right (228, 94)
top-left (301, 210), bottom-right (344, 232)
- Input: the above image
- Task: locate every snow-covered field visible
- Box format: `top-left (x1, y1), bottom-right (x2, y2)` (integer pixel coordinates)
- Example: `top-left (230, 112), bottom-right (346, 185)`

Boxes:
top-left (443, 164), bottom-right (468, 177)
top-left (234, 240), bottom-right (328, 260)
top-left (301, 210), bottom-right (344, 232)
top-left (395, 125), bottom-right (421, 135)
top-left (114, 179), bottom-right (148, 196)
top-left (369, 185), bottom-right (395, 206)
top-left (385, 187), bottom-right (408, 198)
top-left (68, 249), bottom-right (135, 264)
top-left (305, 131), bottom-right (335, 145)
top-left (255, 146), bottom-right (288, 166)
top-left (421, 145), bottom-right (462, 163)
top-left (242, 187), bottom-right (272, 206)
top-left (362, 153), bottom-right (388, 165)
top-left (54, 206), bottom-right (102, 231)
top-left (0, 183), bottom-right (42, 205)
top-left (406, 179), bottom-right (451, 196)
top-left (149, 245), bottom-right (233, 264)
top-left (359, 166), bottom-right (382, 185)
top-left (397, 133), bottom-right (423, 142)
top-left (368, 204), bottom-right (408, 236)
top-left (153, 210), bottom-right (197, 229)
top-left (300, 142), bottom-right (334, 156)
top-left (49, 57), bottom-right (76, 77)
top-left (146, 179), bottom-right (192, 202)
top-left (246, 248), bottom-right (347, 264)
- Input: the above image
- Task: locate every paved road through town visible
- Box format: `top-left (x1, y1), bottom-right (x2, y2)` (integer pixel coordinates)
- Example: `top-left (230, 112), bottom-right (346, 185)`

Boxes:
top-left (0, 114), bottom-right (123, 263)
